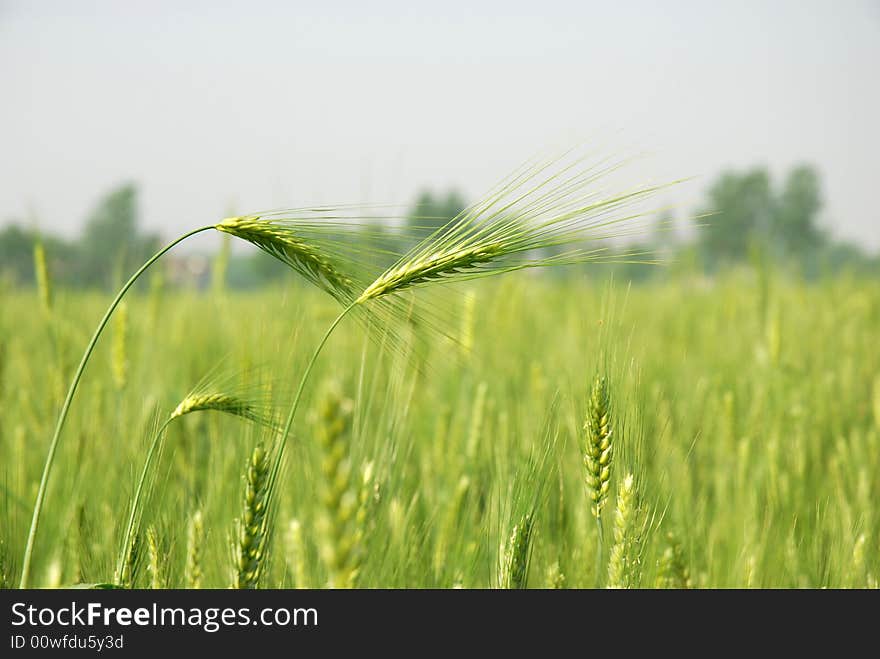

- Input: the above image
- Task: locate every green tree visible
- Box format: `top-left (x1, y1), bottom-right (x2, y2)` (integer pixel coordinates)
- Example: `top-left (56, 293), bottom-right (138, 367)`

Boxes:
top-left (774, 164), bottom-right (825, 259)
top-left (697, 168), bottom-right (774, 269)
top-left (405, 189), bottom-right (467, 244)
top-left (0, 224), bottom-right (76, 285)
top-left (76, 184), bottom-right (159, 289)
top-left (0, 224), bottom-right (39, 284)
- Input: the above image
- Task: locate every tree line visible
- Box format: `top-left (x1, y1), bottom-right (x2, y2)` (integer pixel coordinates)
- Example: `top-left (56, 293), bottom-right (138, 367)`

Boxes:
top-left (1, 164), bottom-right (876, 290)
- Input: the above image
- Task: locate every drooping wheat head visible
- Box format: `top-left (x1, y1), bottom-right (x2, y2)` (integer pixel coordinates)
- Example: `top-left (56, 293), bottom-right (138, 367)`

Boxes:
top-left (216, 215), bottom-right (356, 302)
top-left (171, 392), bottom-right (275, 428)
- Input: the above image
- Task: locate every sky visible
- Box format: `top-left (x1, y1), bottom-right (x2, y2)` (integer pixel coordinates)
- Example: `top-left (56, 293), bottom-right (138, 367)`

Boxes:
top-left (1, 0), bottom-right (878, 252)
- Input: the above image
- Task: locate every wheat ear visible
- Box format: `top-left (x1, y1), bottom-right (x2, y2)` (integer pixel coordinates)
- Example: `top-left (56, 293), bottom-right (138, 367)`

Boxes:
top-left (146, 526), bottom-right (165, 589)
top-left (232, 444), bottom-right (273, 589)
top-left (185, 510), bottom-right (204, 589)
top-left (655, 532), bottom-right (692, 589)
top-left (216, 215), bottom-right (355, 301)
top-left (607, 474), bottom-right (636, 589)
top-left (170, 392), bottom-right (274, 426)
top-left (584, 375), bottom-right (613, 519)
top-left (316, 388), bottom-right (361, 588)
top-left (545, 561), bottom-right (566, 589)
top-left (33, 238), bottom-right (52, 314)
top-left (285, 519), bottom-right (308, 589)
top-left (498, 513), bottom-right (534, 589)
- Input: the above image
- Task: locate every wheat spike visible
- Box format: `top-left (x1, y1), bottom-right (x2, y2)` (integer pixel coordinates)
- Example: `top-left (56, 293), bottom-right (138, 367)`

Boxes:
top-left (171, 392), bottom-right (273, 427)
top-left (185, 510), bottom-right (204, 589)
top-left (498, 513), bottom-right (534, 589)
top-left (546, 561), bottom-right (566, 589)
top-left (232, 444), bottom-right (272, 589)
top-left (33, 238), bottom-right (52, 314)
top-left (655, 532), bottom-right (692, 589)
top-left (116, 530), bottom-right (141, 588)
top-left (315, 386), bottom-right (362, 588)
top-left (216, 215), bottom-right (355, 301)
top-left (285, 518), bottom-right (308, 589)
top-left (357, 243), bottom-right (503, 303)
top-left (607, 474), bottom-right (636, 589)
top-left (584, 375), bottom-right (613, 519)
top-left (146, 526), bottom-right (166, 589)
top-left (352, 154), bottom-right (670, 311)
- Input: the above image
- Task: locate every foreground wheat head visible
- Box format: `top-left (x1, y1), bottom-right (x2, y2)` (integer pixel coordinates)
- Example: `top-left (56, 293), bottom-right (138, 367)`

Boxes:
top-left (215, 214), bottom-right (356, 302)
top-left (584, 375), bottom-right (613, 519)
top-left (170, 391), bottom-right (275, 427)
top-left (354, 156), bottom-right (666, 309)
top-left (232, 444), bottom-right (273, 589)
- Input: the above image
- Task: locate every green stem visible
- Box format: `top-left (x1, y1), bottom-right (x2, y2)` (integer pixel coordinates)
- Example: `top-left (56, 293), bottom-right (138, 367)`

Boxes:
top-left (20, 226), bottom-right (214, 588)
top-left (596, 514), bottom-right (604, 587)
top-left (115, 418), bottom-right (173, 584)
top-left (268, 302), bottom-right (358, 489)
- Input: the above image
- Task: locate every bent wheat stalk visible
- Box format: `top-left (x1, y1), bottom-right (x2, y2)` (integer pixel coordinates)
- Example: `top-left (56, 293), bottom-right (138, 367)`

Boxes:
top-left (21, 226), bottom-right (213, 587)
top-left (23, 215), bottom-right (360, 586)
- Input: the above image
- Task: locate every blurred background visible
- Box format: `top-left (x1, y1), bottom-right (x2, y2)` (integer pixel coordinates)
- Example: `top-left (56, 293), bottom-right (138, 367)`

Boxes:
top-left (1, 0), bottom-right (878, 288)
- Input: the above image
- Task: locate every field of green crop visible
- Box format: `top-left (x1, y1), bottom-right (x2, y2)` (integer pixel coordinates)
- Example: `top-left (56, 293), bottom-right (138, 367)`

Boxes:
top-left (2, 267), bottom-right (878, 589)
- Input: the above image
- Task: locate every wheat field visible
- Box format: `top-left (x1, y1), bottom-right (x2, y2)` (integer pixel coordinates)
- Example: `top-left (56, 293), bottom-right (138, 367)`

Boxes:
top-left (1, 266), bottom-right (877, 589)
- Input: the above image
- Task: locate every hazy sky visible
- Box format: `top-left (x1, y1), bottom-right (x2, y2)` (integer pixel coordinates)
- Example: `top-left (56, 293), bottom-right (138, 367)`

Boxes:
top-left (1, 0), bottom-right (878, 251)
